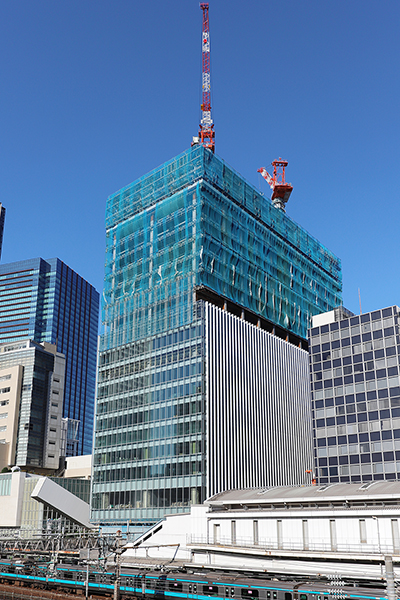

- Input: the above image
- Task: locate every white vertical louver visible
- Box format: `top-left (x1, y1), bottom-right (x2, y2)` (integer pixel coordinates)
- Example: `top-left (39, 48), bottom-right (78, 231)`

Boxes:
top-left (205, 303), bottom-right (313, 497)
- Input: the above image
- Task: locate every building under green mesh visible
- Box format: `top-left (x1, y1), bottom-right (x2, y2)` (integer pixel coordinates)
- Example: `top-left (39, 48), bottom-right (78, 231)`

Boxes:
top-left (92, 146), bottom-right (342, 529)
top-left (102, 145), bottom-right (340, 347)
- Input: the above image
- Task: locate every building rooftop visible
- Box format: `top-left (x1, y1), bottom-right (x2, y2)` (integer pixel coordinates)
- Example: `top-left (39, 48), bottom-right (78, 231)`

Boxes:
top-left (207, 482), bottom-right (400, 507)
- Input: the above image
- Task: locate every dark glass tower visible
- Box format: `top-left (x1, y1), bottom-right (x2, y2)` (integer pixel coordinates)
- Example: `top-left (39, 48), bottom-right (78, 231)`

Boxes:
top-left (0, 258), bottom-right (99, 455)
top-left (92, 145), bottom-right (342, 529)
top-left (0, 204), bottom-right (5, 261)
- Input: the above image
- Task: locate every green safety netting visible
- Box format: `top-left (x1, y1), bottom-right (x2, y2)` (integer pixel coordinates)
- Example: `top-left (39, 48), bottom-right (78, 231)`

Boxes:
top-left (102, 146), bottom-right (341, 349)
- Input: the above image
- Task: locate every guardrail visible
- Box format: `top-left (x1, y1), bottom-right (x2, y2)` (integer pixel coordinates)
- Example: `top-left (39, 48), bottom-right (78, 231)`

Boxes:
top-left (187, 535), bottom-right (399, 556)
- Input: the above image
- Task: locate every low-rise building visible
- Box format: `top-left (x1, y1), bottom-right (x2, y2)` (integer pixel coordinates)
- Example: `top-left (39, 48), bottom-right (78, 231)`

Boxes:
top-left (125, 483), bottom-right (400, 580)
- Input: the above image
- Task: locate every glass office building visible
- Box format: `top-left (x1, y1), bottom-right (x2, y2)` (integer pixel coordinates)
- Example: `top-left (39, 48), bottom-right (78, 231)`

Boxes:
top-left (92, 145), bottom-right (342, 528)
top-left (309, 305), bottom-right (400, 484)
top-left (0, 258), bottom-right (99, 455)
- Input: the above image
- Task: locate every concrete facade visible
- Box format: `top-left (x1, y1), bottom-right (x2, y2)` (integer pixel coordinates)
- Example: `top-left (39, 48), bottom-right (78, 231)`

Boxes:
top-left (0, 341), bottom-right (65, 472)
top-left (0, 471), bottom-right (26, 528)
top-left (0, 365), bottom-right (23, 469)
top-left (309, 305), bottom-right (400, 484)
top-left (64, 454), bottom-right (92, 479)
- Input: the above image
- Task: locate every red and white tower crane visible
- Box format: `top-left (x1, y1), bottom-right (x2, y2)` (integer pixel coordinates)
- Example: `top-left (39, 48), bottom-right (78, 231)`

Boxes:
top-left (258, 158), bottom-right (293, 212)
top-left (192, 3), bottom-right (215, 153)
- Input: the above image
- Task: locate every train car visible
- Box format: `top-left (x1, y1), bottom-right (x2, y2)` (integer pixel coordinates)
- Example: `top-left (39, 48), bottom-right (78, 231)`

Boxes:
top-left (0, 559), bottom-right (388, 600)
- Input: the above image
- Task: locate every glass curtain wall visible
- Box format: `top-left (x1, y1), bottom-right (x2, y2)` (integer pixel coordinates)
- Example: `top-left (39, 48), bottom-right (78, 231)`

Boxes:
top-left (92, 145), bottom-right (342, 526)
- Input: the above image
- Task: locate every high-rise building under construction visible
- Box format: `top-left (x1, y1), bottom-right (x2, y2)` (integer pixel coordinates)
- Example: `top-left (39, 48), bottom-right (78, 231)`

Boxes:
top-left (91, 145), bottom-right (342, 529)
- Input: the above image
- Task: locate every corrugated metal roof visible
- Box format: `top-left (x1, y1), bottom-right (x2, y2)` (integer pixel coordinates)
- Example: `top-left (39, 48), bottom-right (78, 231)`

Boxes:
top-left (206, 482), bottom-right (400, 505)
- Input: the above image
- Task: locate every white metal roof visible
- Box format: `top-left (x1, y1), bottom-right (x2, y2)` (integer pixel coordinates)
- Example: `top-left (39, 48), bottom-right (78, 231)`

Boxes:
top-left (206, 481), bottom-right (400, 506)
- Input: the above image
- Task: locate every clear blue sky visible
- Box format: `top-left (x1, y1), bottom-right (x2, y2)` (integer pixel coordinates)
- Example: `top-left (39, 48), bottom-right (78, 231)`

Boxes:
top-left (1, 0), bottom-right (399, 319)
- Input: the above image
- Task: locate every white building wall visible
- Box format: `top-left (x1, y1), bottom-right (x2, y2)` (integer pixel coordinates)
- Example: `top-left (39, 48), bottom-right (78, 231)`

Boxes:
top-left (201, 510), bottom-right (400, 554)
top-left (126, 506), bottom-right (209, 562)
top-left (0, 365), bottom-right (23, 468)
top-left (65, 454), bottom-right (92, 479)
top-left (124, 503), bottom-right (400, 574)
top-left (124, 485), bottom-right (400, 577)
top-left (0, 471), bottom-right (26, 528)
top-left (205, 305), bottom-right (313, 497)
top-left (19, 475), bottom-right (43, 535)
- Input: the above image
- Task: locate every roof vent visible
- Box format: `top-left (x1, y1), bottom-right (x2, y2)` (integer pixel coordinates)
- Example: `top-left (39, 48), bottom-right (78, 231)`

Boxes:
top-left (257, 487), bottom-right (279, 495)
top-left (359, 481), bottom-right (378, 491)
top-left (317, 483), bottom-right (338, 492)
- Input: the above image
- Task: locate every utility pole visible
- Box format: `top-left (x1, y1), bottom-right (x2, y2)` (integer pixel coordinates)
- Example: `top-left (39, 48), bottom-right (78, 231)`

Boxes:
top-left (113, 530), bottom-right (122, 600)
top-left (85, 559), bottom-right (89, 600)
top-left (46, 530), bottom-right (61, 584)
top-left (372, 516), bottom-right (383, 578)
top-left (385, 556), bottom-right (396, 600)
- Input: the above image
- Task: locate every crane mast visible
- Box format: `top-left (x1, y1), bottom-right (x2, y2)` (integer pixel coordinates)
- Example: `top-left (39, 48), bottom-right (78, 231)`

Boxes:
top-left (192, 3), bottom-right (215, 153)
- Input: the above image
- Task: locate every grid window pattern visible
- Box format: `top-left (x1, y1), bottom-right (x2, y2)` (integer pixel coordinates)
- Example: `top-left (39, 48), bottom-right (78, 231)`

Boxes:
top-left (92, 315), bottom-right (205, 524)
top-left (0, 342), bottom-right (55, 468)
top-left (309, 305), bottom-right (400, 484)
